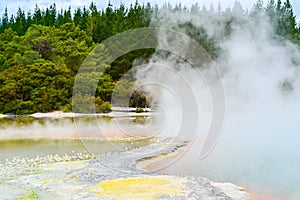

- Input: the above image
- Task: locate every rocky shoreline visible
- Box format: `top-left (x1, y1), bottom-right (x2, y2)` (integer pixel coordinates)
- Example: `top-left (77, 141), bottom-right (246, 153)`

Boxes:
top-left (0, 108), bottom-right (154, 119)
top-left (0, 138), bottom-right (251, 199)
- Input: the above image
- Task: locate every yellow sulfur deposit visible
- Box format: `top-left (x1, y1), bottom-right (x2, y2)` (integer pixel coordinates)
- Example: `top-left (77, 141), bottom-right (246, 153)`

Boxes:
top-left (92, 175), bottom-right (188, 199)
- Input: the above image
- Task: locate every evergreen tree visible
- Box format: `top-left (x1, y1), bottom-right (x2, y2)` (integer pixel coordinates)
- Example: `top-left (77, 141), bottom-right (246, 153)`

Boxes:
top-left (73, 8), bottom-right (82, 26)
top-left (33, 5), bottom-right (42, 25)
top-left (79, 6), bottom-right (91, 35)
top-left (113, 4), bottom-right (127, 33)
top-left (251, 0), bottom-right (264, 16)
top-left (14, 8), bottom-right (27, 35)
top-left (56, 9), bottom-right (64, 27)
top-left (9, 15), bottom-right (14, 29)
top-left (266, 0), bottom-right (276, 19)
top-left (233, 1), bottom-right (244, 15)
top-left (90, 1), bottom-right (100, 41)
top-left (276, 0), bottom-right (297, 39)
top-left (49, 4), bottom-right (57, 26)
top-left (63, 7), bottom-right (72, 24)
top-left (282, 0), bottom-right (297, 38)
top-left (0, 8), bottom-right (9, 33)
top-left (0, 1), bottom-right (299, 114)
top-left (26, 10), bottom-right (32, 30)
top-left (217, 1), bottom-right (222, 15)
top-left (44, 8), bottom-right (52, 26)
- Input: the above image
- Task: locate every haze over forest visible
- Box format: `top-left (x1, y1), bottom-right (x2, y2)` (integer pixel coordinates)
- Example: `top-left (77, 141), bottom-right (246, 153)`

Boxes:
top-left (0, 0), bottom-right (299, 114)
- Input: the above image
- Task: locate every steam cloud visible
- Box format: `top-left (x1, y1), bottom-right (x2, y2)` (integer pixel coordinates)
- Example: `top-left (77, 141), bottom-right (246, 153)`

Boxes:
top-left (134, 6), bottom-right (300, 200)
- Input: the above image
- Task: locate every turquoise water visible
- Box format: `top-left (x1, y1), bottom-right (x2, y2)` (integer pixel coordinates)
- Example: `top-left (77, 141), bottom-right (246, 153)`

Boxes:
top-left (1, 115), bottom-right (299, 199)
top-left (159, 125), bottom-right (300, 200)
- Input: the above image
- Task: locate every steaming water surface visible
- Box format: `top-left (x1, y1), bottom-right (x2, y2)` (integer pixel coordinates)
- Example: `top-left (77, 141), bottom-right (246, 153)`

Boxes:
top-left (0, 116), bottom-right (156, 162)
top-left (129, 7), bottom-right (300, 200)
top-left (1, 114), bottom-right (299, 199)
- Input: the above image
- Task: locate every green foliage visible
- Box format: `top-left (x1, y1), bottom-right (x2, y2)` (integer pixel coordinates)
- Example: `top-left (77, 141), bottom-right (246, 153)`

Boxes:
top-left (135, 108), bottom-right (144, 113)
top-left (0, 54), bottom-right (9, 71)
top-left (265, 0), bottom-right (298, 41)
top-left (0, 61), bottom-right (72, 114)
top-left (130, 90), bottom-right (150, 108)
top-left (72, 93), bottom-right (111, 113)
top-left (0, 1), bottom-right (298, 114)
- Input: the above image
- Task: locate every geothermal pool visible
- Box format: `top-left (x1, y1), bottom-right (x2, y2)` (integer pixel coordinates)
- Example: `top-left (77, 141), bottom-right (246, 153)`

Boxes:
top-left (0, 114), bottom-right (299, 200)
top-left (0, 115), bottom-right (156, 162)
top-left (0, 138), bottom-right (153, 162)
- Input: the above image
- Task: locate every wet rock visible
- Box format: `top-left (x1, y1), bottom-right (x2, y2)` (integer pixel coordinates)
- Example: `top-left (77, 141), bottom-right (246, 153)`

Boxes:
top-left (0, 138), bottom-right (251, 199)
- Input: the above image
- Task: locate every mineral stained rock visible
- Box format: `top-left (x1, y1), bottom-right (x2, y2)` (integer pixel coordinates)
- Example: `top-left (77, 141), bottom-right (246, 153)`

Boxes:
top-left (0, 138), bottom-right (251, 199)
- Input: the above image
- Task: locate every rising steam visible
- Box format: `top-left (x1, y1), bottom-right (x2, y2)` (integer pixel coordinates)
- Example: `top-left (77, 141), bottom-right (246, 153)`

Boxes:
top-left (133, 4), bottom-right (300, 200)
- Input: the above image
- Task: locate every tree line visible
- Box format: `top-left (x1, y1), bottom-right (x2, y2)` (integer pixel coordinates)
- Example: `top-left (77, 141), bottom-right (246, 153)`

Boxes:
top-left (0, 0), bottom-right (299, 114)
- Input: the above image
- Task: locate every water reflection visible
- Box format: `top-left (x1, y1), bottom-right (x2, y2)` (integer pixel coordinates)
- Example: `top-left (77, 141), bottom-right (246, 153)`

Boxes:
top-left (0, 115), bottom-right (157, 162)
